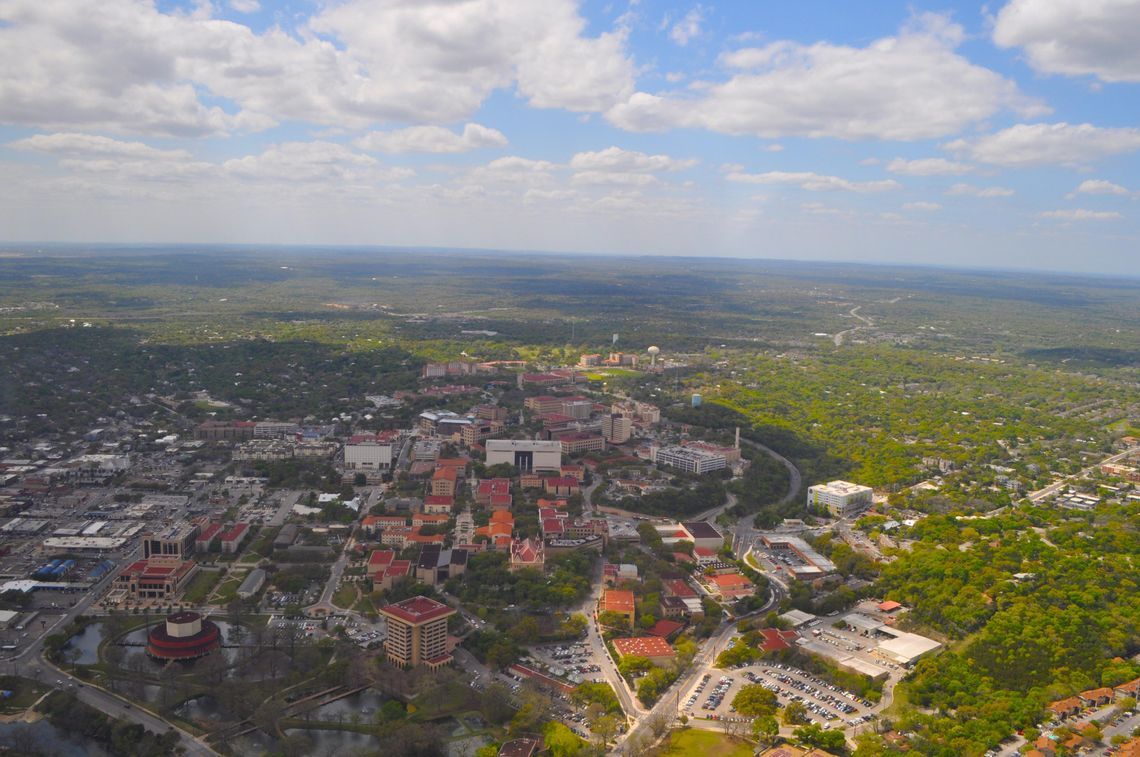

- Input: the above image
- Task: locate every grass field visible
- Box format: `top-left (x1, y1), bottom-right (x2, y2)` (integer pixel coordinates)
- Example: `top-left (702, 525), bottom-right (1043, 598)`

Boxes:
top-left (654, 729), bottom-right (754, 757)
top-left (332, 582), bottom-right (358, 609)
top-left (181, 569), bottom-right (224, 604)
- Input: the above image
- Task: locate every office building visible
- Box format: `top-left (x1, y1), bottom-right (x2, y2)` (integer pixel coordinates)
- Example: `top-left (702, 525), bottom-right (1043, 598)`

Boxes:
top-left (485, 439), bottom-right (562, 473)
top-left (380, 596), bottom-right (456, 669)
top-left (807, 480), bottom-right (873, 518)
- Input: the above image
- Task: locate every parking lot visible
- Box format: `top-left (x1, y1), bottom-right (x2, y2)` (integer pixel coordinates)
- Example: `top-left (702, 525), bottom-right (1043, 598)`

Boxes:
top-left (681, 662), bottom-right (878, 728)
top-left (525, 642), bottom-right (605, 685)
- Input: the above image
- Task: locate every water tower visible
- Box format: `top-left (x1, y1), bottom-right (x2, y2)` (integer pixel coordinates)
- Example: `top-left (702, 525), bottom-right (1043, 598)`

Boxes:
top-left (647, 345), bottom-right (660, 367)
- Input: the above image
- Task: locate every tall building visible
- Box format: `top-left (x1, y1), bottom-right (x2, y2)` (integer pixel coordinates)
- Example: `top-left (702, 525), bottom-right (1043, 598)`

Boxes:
top-left (143, 524), bottom-right (198, 562)
top-left (601, 413), bottom-right (632, 444)
top-left (807, 480), bottom-right (873, 518)
top-left (379, 596), bottom-right (456, 669)
top-left (343, 439), bottom-right (393, 472)
top-left (653, 445), bottom-right (726, 474)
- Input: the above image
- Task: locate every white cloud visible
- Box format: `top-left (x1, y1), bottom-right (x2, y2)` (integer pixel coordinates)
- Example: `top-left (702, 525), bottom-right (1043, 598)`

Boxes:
top-left (726, 170), bottom-right (901, 193)
top-left (670, 7), bottom-right (704, 47)
top-left (569, 146), bottom-right (696, 173)
top-left (354, 124), bottom-right (507, 154)
top-left (9, 132), bottom-right (191, 161)
top-left (571, 171), bottom-right (658, 187)
top-left (0, 0), bottom-right (634, 137)
top-left (945, 122), bottom-right (1140, 167)
top-left (761, 144), bottom-right (784, 153)
top-left (608, 13), bottom-right (1045, 140)
top-left (229, 0), bottom-right (260, 12)
top-left (993, 0), bottom-right (1140, 83)
top-left (886, 157), bottom-right (973, 176)
top-left (902, 201), bottom-right (941, 211)
top-left (1039, 208), bottom-right (1123, 221)
top-left (1072, 179), bottom-right (1129, 196)
top-left (222, 141), bottom-right (410, 183)
top-left (945, 183), bottom-right (1015, 197)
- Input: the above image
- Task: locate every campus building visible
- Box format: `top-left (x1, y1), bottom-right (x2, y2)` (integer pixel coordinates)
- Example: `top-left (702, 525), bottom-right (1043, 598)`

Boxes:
top-left (807, 480), bottom-right (873, 518)
top-left (379, 596), bottom-right (456, 669)
top-left (485, 440), bottom-right (563, 473)
top-left (653, 445), bottom-right (727, 474)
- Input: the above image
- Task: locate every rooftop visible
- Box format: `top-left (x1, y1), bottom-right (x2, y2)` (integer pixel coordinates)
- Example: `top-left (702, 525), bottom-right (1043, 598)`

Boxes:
top-left (612, 636), bottom-right (675, 659)
top-left (381, 596), bottom-right (455, 625)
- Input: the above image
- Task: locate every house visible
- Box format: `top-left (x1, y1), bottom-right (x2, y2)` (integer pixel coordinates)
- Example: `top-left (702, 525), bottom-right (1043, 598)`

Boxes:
top-left (1114, 678), bottom-right (1140, 699)
top-left (1047, 696), bottom-right (1082, 719)
top-left (1079, 687), bottom-right (1114, 706)
top-left (612, 636), bottom-right (675, 667)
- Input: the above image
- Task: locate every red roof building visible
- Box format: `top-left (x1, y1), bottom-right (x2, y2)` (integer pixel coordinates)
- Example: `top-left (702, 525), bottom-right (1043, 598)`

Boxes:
top-left (195, 522), bottom-right (223, 552)
top-left (423, 494), bottom-right (455, 514)
top-left (219, 523), bottom-right (250, 554)
top-left (612, 636), bottom-right (676, 665)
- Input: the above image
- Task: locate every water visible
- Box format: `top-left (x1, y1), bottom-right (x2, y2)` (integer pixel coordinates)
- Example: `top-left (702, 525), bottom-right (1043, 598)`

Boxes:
top-left (283, 727), bottom-right (381, 756)
top-left (0, 720), bottom-right (111, 757)
top-left (309, 689), bottom-right (388, 720)
top-left (62, 621), bottom-right (104, 665)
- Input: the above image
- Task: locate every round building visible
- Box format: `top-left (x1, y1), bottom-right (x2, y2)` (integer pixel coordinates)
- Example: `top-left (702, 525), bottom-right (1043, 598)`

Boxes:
top-left (146, 611), bottom-right (221, 660)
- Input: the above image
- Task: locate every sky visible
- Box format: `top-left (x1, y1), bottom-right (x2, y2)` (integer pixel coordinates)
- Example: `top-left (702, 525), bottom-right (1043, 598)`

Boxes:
top-left (0, 0), bottom-right (1138, 273)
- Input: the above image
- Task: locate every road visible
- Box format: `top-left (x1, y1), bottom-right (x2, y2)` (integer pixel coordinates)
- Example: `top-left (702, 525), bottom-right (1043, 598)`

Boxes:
top-left (306, 527), bottom-right (357, 616)
top-left (1027, 447), bottom-right (1137, 503)
top-left (581, 560), bottom-right (643, 720)
top-left (833, 306), bottom-right (875, 347)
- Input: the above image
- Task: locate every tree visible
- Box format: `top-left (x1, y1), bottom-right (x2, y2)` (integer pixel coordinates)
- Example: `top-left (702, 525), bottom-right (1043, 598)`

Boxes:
top-left (543, 721), bottom-right (584, 757)
top-left (592, 714), bottom-right (621, 747)
top-left (732, 684), bottom-right (778, 718)
top-left (783, 700), bottom-right (809, 725)
top-left (794, 723), bottom-right (847, 752)
top-left (752, 714), bottom-right (779, 747)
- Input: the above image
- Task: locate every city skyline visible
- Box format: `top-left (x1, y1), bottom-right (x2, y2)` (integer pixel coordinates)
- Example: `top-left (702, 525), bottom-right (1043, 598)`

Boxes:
top-left (1, 0), bottom-right (1138, 273)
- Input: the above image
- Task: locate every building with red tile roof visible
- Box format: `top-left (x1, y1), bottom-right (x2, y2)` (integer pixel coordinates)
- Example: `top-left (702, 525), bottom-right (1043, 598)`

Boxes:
top-left (431, 466), bottom-right (458, 497)
top-left (423, 494), bottom-right (454, 514)
top-left (647, 619), bottom-right (685, 638)
top-left (599, 589), bottom-right (636, 627)
top-left (759, 628), bottom-right (799, 652)
top-left (219, 523), bottom-right (250, 554)
top-left (612, 636), bottom-right (676, 666)
top-left (195, 522), bottom-right (223, 552)
top-left (510, 538), bottom-right (545, 572)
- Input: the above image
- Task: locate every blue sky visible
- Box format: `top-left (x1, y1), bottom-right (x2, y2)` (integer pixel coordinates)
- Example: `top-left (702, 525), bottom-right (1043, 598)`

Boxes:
top-left (0, 0), bottom-right (1138, 273)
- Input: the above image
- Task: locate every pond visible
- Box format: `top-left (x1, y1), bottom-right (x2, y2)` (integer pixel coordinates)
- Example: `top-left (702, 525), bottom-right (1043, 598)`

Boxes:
top-left (283, 727), bottom-right (381, 756)
top-left (309, 689), bottom-right (389, 721)
top-left (0, 720), bottom-right (111, 757)
top-left (62, 621), bottom-right (104, 665)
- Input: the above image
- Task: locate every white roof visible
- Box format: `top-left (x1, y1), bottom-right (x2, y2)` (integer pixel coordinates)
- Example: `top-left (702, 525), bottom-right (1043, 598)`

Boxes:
top-left (778, 609), bottom-right (816, 627)
top-left (877, 631), bottom-right (942, 663)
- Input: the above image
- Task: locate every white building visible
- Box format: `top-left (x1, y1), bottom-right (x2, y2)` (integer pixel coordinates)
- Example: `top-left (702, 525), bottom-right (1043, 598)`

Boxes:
top-left (653, 445), bottom-right (726, 475)
top-left (485, 439), bottom-right (563, 473)
top-left (601, 414), bottom-right (632, 444)
top-left (344, 441), bottom-right (393, 472)
top-left (807, 480), bottom-right (873, 518)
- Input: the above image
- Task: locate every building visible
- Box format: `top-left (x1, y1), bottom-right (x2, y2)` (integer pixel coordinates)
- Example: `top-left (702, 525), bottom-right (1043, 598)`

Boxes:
top-left (144, 524), bottom-right (199, 562)
top-left (146, 612), bottom-right (221, 660)
top-left (380, 596), bottom-right (456, 669)
top-left (611, 636), bottom-right (676, 667)
top-left (599, 589), bottom-right (636, 628)
top-left (485, 440), bottom-right (563, 473)
top-left (423, 495), bottom-right (455, 514)
top-left (510, 538), bottom-right (545, 572)
top-left (344, 438), bottom-right (394, 474)
top-left (474, 404), bottom-right (509, 422)
top-left (476, 478), bottom-right (512, 506)
top-left (679, 521), bottom-right (725, 551)
top-left (524, 396), bottom-right (565, 415)
top-left (431, 466), bottom-right (458, 497)
top-left (807, 480), bottom-right (874, 518)
top-left (653, 445), bottom-right (726, 474)
top-left (219, 523), bottom-right (251, 554)
top-left (557, 432), bottom-right (605, 455)
top-left (114, 559), bottom-right (198, 602)
top-left (194, 421), bottom-right (256, 441)
top-left (462, 420), bottom-right (503, 447)
top-left (759, 533), bottom-right (837, 577)
top-left (561, 399), bottom-right (593, 420)
top-left (237, 568), bottom-right (265, 599)
top-left (195, 523), bottom-right (223, 552)
top-left (601, 414), bottom-right (632, 444)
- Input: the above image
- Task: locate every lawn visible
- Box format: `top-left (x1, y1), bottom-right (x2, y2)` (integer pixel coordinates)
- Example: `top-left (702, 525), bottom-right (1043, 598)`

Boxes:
top-left (210, 575), bottom-right (242, 605)
top-left (181, 569), bottom-right (224, 604)
top-left (332, 582), bottom-right (358, 609)
top-left (655, 729), bottom-right (754, 757)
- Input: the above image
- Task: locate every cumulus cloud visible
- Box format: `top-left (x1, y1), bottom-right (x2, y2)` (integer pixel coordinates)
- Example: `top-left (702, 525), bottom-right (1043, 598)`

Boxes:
top-left (0, 0), bottom-right (634, 137)
top-left (726, 170), bottom-right (901, 193)
top-left (1072, 179), bottom-right (1129, 196)
top-left (222, 141), bottom-right (410, 182)
top-left (945, 122), bottom-right (1140, 167)
top-left (229, 0), bottom-right (260, 12)
top-left (1039, 208), bottom-right (1123, 221)
top-left (902, 201), bottom-right (941, 211)
top-left (993, 0), bottom-right (1140, 83)
top-left (886, 157), bottom-right (973, 176)
top-left (9, 133), bottom-right (191, 161)
top-left (354, 124), bottom-right (507, 154)
top-left (670, 7), bottom-right (704, 46)
top-left (607, 13), bottom-right (1045, 140)
top-left (569, 146), bottom-right (696, 173)
top-left (946, 183), bottom-right (1015, 197)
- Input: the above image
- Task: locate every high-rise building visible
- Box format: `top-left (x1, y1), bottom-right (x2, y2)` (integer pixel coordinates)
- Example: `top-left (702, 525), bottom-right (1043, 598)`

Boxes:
top-left (601, 413), bottom-right (632, 444)
top-left (379, 596), bottom-right (456, 669)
